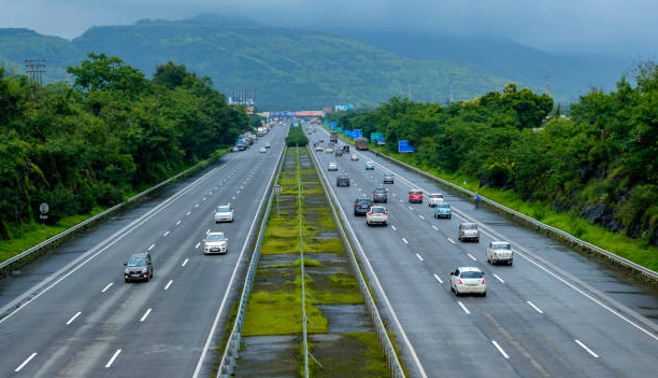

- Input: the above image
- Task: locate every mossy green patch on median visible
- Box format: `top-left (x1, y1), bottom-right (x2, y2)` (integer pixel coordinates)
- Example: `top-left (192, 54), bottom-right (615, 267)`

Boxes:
top-left (242, 290), bottom-right (328, 336)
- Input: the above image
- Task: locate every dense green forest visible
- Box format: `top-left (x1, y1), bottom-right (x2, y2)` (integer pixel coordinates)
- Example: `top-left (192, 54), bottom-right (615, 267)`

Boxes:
top-left (0, 53), bottom-right (250, 240)
top-left (328, 62), bottom-right (658, 246)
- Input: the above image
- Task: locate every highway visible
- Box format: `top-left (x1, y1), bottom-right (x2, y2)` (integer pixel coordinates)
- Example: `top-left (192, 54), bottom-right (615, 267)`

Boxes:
top-left (2, 121), bottom-right (658, 378)
top-left (309, 126), bottom-right (658, 378)
top-left (0, 125), bottom-right (287, 378)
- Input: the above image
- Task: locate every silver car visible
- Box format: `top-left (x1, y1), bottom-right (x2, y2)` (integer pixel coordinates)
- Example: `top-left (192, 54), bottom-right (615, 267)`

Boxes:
top-left (450, 267), bottom-right (486, 296)
top-left (204, 232), bottom-right (228, 254)
top-left (486, 241), bottom-right (514, 265)
top-left (214, 204), bottom-right (234, 223)
top-left (366, 205), bottom-right (388, 226)
top-left (458, 222), bottom-right (479, 242)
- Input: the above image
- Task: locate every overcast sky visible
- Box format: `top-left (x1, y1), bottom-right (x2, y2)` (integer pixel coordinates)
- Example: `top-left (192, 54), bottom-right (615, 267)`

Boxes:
top-left (2, 0), bottom-right (657, 57)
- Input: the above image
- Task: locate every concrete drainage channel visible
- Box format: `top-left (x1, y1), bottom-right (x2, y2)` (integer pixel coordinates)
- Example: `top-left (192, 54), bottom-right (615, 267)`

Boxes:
top-left (217, 146), bottom-right (404, 377)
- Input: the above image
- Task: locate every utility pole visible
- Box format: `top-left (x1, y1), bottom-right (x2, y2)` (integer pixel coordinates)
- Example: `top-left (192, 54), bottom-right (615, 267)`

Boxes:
top-left (545, 75), bottom-right (550, 97)
top-left (25, 59), bottom-right (46, 86)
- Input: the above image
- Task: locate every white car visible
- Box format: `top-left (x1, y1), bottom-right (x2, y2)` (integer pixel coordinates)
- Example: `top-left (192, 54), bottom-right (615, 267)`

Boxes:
top-left (486, 241), bottom-right (514, 265)
top-left (214, 204), bottom-right (234, 223)
top-left (366, 205), bottom-right (388, 226)
top-left (326, 146), bottom-right (334, 153)
top-left (450, 267), bottom-right (486, 296)
top-left (328, 162), bottom-right (338, 171)
top-left (350, 154), bottom-right (359, 161)
top-left (204, 232), bottom-right (228, 254)
top-left (428, 193), bottom-right (444, 207)
top-left (315, 145), bottom-right (323, 152)
top-left (265, 142), bottom-right (271, 149)
top-left (259, 147), bottom-right (267, 153)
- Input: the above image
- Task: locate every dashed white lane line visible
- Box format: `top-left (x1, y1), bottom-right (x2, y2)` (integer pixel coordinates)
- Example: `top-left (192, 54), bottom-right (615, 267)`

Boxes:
top-left (457, 301), bottom-right (470, 314)
top-left (176, 220), bottom-right (182, 225)
top-left (467, 253), bottom-right (477, 261)
top-left (105, 349), bottom-right (122, 368)
top-left (66, 311), bottom-right (82, 325)
top-left (493, 274), bottom-right (505, 283)
top-left (140, 308), bottom-right (152, 322)
top-left (164, 280), bottom-right (174, 291)
top-left (526, 301), bottom-right (543, 314)
top-left (15, 352), bottom-right (38, 372)
top-left (101, 282), bottom-right (114, 293)
top-left (418, 215), bottom-right (425, 220)
top-left (432, 225), bottom-right (438, 230)
top-left (402, 238), bottom-right (409, 244)
top-left (575, 339), bottom-right (599, 358)
top-left (447, 238), bottom-right (456, 244)
top-left (416, 254), bottom-right (424, 262)
top-left (148, 244), bottom-right (155, 251)
top-left (391, 225), bottom-right (397, 231)
top-left (163, 231), bottom-right (170, 237)
top-left (186, 211), bottom-right (191, 216)
top-left (492, 340), bottom-right (510, 359)
top-left (181, 258), bottom-right (189, 267)
top-left (433, 274), bottom-right (443, 284)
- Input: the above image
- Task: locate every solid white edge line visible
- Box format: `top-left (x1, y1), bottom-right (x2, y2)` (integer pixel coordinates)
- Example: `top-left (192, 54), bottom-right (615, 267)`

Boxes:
top-left (492, 340), bottom-right (510, 359)
top-left (105, 349), bottom-right (122, 368)
top-left (15, 352), bottom-right (38, 372)
top-left (433, 274), bottom-right (443, 284)
top-left (140, 308), bottom-right (152, 322)
top-left (66, 311), bottom-right (82, 325)
top-left (458, 301), bottom-right (471, 314)
top-left (101, 282), bottom-right (114, 293)
top-left (526, 301), bottom-right (544, 314)
top-left (575, 339), bottom-right (599, 358)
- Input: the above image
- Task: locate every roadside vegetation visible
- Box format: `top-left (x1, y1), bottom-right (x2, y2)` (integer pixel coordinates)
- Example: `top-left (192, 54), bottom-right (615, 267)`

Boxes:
top-left (328, 64), bottom-right (658, 271)
top-left (0, 54), bottom-right (252, 259)
top-left (236, 146), bottom-right (390, 376)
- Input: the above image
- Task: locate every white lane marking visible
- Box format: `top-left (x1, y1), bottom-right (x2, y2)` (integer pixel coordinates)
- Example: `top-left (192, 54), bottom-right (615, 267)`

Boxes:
top-left (433, 274), bottom-right (443, 284)
top-left (416, 254), bottom-right (424, 262)
top-left (493, 274), bottom-right (505, 283)
top-left (66, 311), bottom-right (82, 325)
top-left (164, 280), bottom-right (173, 291)
top-left (206, 229), bottom-right (211, 235)
top-left (467, 253), bottom-right (477, 261)
top-left (163, 231), bottom-right (170, 237)
top-left (181, 258), bottom-right (189, 267)
top-left (195, 242), bottom-right (201, 249)
top-left (527, 301), bottom-right (544, 314)
top-left (458, 301), bottom-right (471, 314)
top-left (105, 349), bottom-right (122, 368)
top-left (391, 225), bottom-right (397, 231)
top-left (101, 282), bottom-right (114, 293)
top-left (447, 238), bottom-right (456, 244)
top-left (140, 308), bottom-right (152, 322)
top-left (575, 339), bottom-right (599, 358)
top-left (408, 206), bottom-right (414, 211)
top-left (15, 352), bottom-right (38, 372)
top-left (186, 211), bottom-right (191, 216)
top-left (176, 220), bottom-right (182, 225)
top-left (148, 244), bottom-right (155, 251)
top-left (418, 215), bottom-right (425, 220)
top-left (399, 198), bottom-right (404, 203)
top-left (492, 340), bottom-right (510, 359)
top-left (202, 197), bottom-right (207, 201)
top-left (402, 238), bottom-right (408, 244)
top-left (432, 225), bottom-right (438, 230)
top-left (195, 203), bottom-right (200, 208)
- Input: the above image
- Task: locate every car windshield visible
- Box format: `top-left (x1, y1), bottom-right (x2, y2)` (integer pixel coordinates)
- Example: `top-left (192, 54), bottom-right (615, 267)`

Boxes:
top-left (127, 256), bottom-right (146, 267)
top-left (374, 188), bottom-right (386, 194)
top-left (371, 207), bottom-right (386, 213)
top-left (494, 243), bottom-right (511, 250)
top-left (461, 271), bottom-right (483, 279)
top-left (207, 233), bottom-right (226, 241)
top-left (462, 223), bottom-right (477, 229)
top-left (217, 206), bottom-right (231, 213)
top-left (357, 199), bottom-right (371, 205)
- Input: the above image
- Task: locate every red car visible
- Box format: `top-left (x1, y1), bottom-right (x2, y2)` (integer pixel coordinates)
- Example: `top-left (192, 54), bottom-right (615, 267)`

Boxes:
top-left (408, 189), bottom-right (423, 203)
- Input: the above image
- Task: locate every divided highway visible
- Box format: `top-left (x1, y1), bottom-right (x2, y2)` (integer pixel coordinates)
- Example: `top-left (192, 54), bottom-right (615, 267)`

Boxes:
top-left (0, 125), bottom-right (287, 378)
top-left (309, 126), bottom-right (658, 377)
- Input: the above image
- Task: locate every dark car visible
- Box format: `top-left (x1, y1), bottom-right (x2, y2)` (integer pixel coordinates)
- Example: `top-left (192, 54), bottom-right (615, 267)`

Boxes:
top-left (124, 252), bottom-right (153, 283)
top-left (336, 174), bottom-right (350, 187)
top-left (354, 198), bottom-right (373, 216)
top-left (372, 187), bottom-right (388, 203)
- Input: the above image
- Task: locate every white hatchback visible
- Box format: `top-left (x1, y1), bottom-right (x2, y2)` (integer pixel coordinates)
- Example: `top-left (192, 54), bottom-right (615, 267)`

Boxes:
top-left (486, 241), bottom-right (514, 265)
top-left (204, 232), bottom-right (228, 254)
top-left (214, 204), bottom-right (234, 223)
top-left (366, 205), bottom-right (388, 226)
top-left (450, 267), bottom-right (486, 296)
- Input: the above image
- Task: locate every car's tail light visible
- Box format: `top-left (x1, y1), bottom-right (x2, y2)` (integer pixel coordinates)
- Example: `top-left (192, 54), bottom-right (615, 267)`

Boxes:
top-left (457, 278), bottom-right (463, 285)
top-left (481, 278), bottom-right (486, 284)
top-left (383, 212), bottom-right (388, 215)
top-left (368, 212), bottom-right (374, 216)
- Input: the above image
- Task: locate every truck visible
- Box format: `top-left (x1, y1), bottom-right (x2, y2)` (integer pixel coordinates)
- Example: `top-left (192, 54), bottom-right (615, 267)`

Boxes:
top-left (355, 137), bottom-right (369, 151)
top-left (330, 131), bottom-right (338, 143)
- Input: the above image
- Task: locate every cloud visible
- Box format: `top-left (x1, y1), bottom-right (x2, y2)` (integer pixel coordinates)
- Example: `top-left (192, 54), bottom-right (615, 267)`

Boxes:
top-left (1, 0), bottom-right (657, 56)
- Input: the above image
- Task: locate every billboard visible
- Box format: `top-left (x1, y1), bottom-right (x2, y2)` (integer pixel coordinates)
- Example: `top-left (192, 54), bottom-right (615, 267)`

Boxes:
top-left (352, 129), bottom-right (362, 139)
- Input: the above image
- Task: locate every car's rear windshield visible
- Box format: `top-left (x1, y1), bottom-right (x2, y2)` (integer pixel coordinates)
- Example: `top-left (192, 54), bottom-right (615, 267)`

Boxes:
top-left (437, 203), bottom-right (450, 208)
top-left (371, 207), bottom-right (386, 213)
top-left (217, 206), bottom-right (231, 212)
top-left (410, 190), bottom-right (422, 194)
top-left (461, 271), bottom-right (483, 279)
top-left (493, 243), bottom-right (511, 250)
top-left (462, 223), bottom-right (477, 229)
top-left (374, 188), bottom-right (386, 193)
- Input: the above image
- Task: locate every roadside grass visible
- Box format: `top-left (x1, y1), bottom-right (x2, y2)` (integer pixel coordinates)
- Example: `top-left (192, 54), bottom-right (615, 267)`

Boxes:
top-left (384, 150), bottom-right (658, 272)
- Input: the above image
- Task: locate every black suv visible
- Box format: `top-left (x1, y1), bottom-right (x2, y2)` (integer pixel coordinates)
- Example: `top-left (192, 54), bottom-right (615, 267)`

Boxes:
top-left (124, 252), bottom-right (153, 282)
top-left (354, 198), bottom-right (373, 216)
top-left (336, 174), bottom-right (350, 187)
top-left (372, 187), bottom-right (388, 203)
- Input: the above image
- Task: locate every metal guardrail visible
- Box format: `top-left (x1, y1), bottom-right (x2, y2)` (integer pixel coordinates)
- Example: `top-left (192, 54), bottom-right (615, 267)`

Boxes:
top-left (217, 146), bottom-right (286, 377)
top-left (376, 152), bottom-right (658, 281)
top-left (0, 163), bottom-right (203, 277)
top-left (309, 146), bottom-right (405, 378)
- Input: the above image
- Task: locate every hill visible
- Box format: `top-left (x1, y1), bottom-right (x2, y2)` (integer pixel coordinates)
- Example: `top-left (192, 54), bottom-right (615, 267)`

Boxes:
top-left (0, 14), bottom-right (632, 110)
